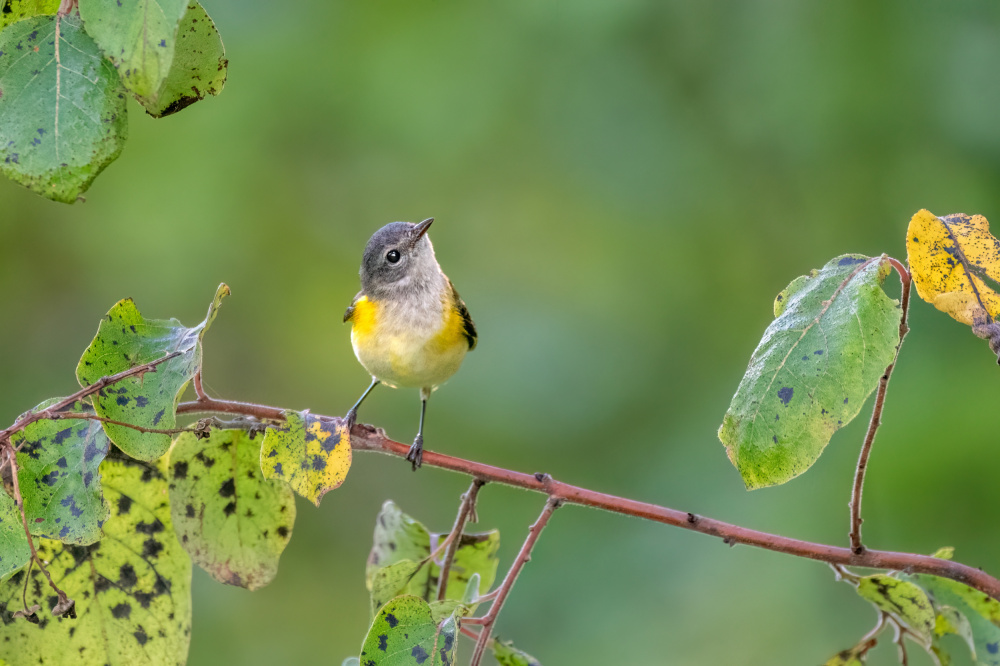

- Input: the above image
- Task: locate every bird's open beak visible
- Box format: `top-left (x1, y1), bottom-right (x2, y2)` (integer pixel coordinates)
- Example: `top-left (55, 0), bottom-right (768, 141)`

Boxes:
top-left (413, 218), bottom-right (434, 241)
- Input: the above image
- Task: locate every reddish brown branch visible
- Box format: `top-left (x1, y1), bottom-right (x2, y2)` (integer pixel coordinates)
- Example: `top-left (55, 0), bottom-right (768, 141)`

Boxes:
top-left (436, 478), bottom-right (485, 601)
top-left (55, 412), bottom-right (194, 436)
top-left (849, 258), bottom-right (912, 554)
top-left (467, 498), bottom-right (560, 666)
top-left (176, 395), bottom-right (1000, 600)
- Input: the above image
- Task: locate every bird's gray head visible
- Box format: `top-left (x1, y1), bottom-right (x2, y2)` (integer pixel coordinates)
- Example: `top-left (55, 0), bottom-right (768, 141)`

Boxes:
top-left (360, 218), bottom-right (442, 299)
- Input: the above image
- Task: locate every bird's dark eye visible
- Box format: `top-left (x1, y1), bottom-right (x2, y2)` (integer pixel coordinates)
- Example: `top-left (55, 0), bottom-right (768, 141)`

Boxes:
top-left (386, 250), bottom-right (401, 264)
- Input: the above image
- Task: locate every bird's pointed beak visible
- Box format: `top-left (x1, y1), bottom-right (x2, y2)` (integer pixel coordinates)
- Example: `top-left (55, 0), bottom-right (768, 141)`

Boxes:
top-left (413, 218), bottom-right (434, 241)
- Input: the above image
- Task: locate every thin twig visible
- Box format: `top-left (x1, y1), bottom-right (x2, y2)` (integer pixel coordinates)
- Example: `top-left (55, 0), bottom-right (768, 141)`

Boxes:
top-left (437, 478), bottom-right (485, 601)
top-left (0, 350), bottom-right (182, 446)
top-left (174, 394), bottom-right (1000, 601)
top-left (849, 258), bottom-right (912, 553)
top-left (192, 369), bottom-right (208, 400)
top-left (468, 497), bottom-right (560, 666)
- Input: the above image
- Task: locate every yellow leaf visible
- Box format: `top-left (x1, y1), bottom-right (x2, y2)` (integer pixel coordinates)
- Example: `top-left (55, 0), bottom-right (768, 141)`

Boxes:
top-left (906, 209), bottom-right (1000, 359)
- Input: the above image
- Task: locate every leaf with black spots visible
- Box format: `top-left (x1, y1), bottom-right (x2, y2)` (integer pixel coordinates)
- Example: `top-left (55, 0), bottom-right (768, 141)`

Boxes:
top-left (168, 429), bottom-right (295, 590)
top-left (0, 455), bottom-right (191, 665)
top-left (908, 573), bottom-right (1000, 666)
top-left (906, 210), bottom-right (1000, 361)
top-left (0, 14), bottom-right (127, 203)
top-left (0, 0), bottom-right (59, 29)
top-left (360, 596), bottom-right (458, 666)
top-left (493, 639), bottom-right (542, 666)
top-left (0, 488), bottom-right (29, 581)
top-left (76, 284), bottom-right (229, 461)
top-left (259, 410), bottom-right (351, 506)
top-left (139, 1), bottom-right (227, 118)
top-left (10, 400), bottom-right (109, 544)
top-left (855, 574), bottom-right (934, 644)
top-left (718, 254), bottom-right (901, 489)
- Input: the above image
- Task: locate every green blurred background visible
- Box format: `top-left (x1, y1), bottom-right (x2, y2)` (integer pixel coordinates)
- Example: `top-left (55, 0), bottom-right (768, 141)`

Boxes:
top-left (2, 0), bottom-right (1000, 663)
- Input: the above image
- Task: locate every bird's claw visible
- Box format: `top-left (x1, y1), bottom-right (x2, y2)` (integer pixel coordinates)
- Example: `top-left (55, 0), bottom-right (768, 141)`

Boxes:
top-left (406, 435), bottom-right (424, 471)
top-left (344, 408), bottom-right (357, 432)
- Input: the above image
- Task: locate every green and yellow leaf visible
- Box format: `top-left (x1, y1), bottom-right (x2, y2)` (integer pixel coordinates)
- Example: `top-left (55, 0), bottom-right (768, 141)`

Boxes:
top-left (259, 410), bottom-right (351, 506)
top-left (719, 254), bottom-right (902, 489)
top-left (360, 596), bottom-right (458, 666)
top-left (912, 574), bottom-right (1000, 666)
top-left (168, 429), bottom-right (295, 590)
top-left (493, 639), bottom-right (542, 666)
top-left (0, 489), bottom-right (29, 581)
top-left (0, 0), bottom-right (59, 29)
top-left (856, 574), bottom-right (934, 643)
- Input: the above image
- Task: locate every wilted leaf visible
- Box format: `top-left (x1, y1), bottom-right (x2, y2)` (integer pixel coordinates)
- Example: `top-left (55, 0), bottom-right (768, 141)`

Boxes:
top-left (140, 1), bottom-right (226, 118)
top-left (76, 284), bottom-right (229, 461)
top-left (912, 574), bottom-right (1000, 666)
top-left (906, 210), bottom-right (1000, 360)
top-left (718, 254), bottom-right (901, 489)
top-left (0, 488), bottom-right (29, 581)
top-left (360, 596), bottom-right (458, 666)
top-left (77, 0), bottom-right (188, 103)
top-left (10, 400), bottom-right (110, 544)
top-left (0, 0), bottom-right (59, 29)
top-left (856, 574), bottom-right (934, 643)
top-left (168, 429), bottom-right (295, 590)
top-left (0, 14), bottom-right (127, 203)
top-left (493, 639), bottom-right (542, 666)
top-left (259, 411), bottom-right (351, 507)
top-left (0, 455), bottom-right (192, 665)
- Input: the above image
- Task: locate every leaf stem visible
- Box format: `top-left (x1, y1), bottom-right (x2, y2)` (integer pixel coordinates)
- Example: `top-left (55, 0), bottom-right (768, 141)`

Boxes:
top-left (849, 257), bottom-right (911, 554)
top-left (468, 498), bottom-right (560, 666)
top-left (436, 478), bottom-right (485, 602)
top-left (174, 394), bottom-right (1000, 601)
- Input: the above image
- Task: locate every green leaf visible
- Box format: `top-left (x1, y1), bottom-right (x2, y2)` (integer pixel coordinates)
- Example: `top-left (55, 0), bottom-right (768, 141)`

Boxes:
top-left (932, 546), bottom-right (955, 560)
top-left (912, 574), bottom-right (1000, 666)
top-left (367, 500), bottom-right (432, 583)
top-left (78, 0), bottom-right (188, 102)
top-left (718, 254), bottom-right (902, 489)
top-left (140, 1), bottom-right (226, 118)
top-left (168, 429), bottom-right (295, 590)
top-left (0, 14), bottom-right (127, 203)
top-left (823, 646), bottom-right (868, 666)
top-left (446, 532), bottom-right (499, 603)
top-left (932, 605), bottom-right (975, 665)
top-left (259, 411), bottom-right (351, 507)
top-left (856, 574), bottom-right (935, 643)
top-left (360, 596), bottom-right (458, 666)
top-left (0, 489), bottom-right (29, 582)
top-left (0, 0), bottom-right (59, 29)
top-left (10, 400), bottom-right (110, 544)
top-left (76, 284), bottom-right (229, 461)
top-left (0, 455), bottom-right (192, 665)
top-left (493, 639), bottom-right (542, 666)
top-left (370, 559), bottom-right (423, 617)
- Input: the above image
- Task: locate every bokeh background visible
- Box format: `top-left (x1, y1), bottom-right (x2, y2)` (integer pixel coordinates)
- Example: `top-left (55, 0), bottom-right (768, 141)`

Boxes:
top-left (2, 0), bottom-right (1000, 663)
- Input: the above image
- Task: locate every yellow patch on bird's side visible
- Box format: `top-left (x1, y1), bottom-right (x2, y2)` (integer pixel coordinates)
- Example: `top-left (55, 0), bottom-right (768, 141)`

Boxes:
top-left (432, 303), bottom-right (472, 353)
top-left (349, 296), bottom-right (379, 339)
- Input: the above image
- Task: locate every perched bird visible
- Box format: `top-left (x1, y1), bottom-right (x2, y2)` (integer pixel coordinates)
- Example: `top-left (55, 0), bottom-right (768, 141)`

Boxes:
top-left (343, 218), bottom-right (477, 469)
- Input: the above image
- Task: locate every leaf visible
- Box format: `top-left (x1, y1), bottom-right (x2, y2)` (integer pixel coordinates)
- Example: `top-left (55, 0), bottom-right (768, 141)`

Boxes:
top-left (493, 639), bottom-right (542, 666)
top-left (167, 429), bottom-right (295, 590)
top-left (360, 596), bottom-right (458, 666)
top-left (259, 410), bottom-right (351, 507)
top-left (0, 488), bottom-right (29, 581)
top-left (369, 559), bottom-right (423, 617)
top-left (718, 254), bottom-right (902, 489)
top-left (10, 400), bottom-right (110, 544)
top-left (0, 0), bottom-right (59, 29)
top-left (856, 574), bottom-right (935, 643)
top-left (77, 0), bottom-right (188, 103)
top-left (906, 210), bottom-right (1000, 361)
top-left (823, 645), bottom-right (868, 666)
top-left (367, 500), bottom-right (432, 583)
top-left (932, 546), bottom-right (956, 561)
top-left (912, 574), bottom-right (1000, 666)
top-left (0, 14), bottom-right (127, 203)
top-left (140, 1), bottom-right (226, 118)
top-left (934, 605), bottom-right (975, 663)
top-left (0, 455), bottom-right (192, 665)
top-left (76, 284), bottom-right (229, 461)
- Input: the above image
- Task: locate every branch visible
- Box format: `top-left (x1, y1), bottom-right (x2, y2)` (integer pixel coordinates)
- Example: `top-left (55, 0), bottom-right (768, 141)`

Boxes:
top-left (54, 412), bottom-right (195, 436)
top-left (0, 350), bottom-right (182, 446)
top-left (467, 497), bottom-right (560, 666)
top-left (176, 395), bottom-right (1000, 600)
top-left (849, 258), bottom-right (912, 553)
top-left (437, 478), bottom-right (485, 601)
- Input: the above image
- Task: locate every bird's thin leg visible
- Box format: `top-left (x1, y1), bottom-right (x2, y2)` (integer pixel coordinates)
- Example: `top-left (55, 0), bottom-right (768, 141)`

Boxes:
top-left (345, 377), bottom-right (379, 430)
top-left (407, 389), bottom-right (430, 470)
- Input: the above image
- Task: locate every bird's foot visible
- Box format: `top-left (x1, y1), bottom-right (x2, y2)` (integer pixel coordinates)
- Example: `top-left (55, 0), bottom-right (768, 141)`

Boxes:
top-left (344, 408), bottom-right (357, 432)
top-left (406, 435), bottom-right (424, 471)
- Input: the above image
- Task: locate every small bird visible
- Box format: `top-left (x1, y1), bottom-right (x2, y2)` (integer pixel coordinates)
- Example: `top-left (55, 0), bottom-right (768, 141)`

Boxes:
top-left (343, 218), bottom-right (477, 469)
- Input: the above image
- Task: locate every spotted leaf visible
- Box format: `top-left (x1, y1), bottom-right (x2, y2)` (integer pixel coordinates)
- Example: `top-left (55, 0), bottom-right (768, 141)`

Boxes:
top-left (823, 644), bottom-right (869, 666)
top-left (140, 1), bottom-right (226, 118)
top-left (493, 639), bottom-right (542, 666)
top-left (909, 574), bottom-right (1000, 666)
top-left (0, 14), bottom-right (127, 203)
top-left (906, 210), bottom-right (1000, 361)
top-left (76, 284), bottom-right (229, 461)
top-left (0, 489), bottom-right (29, 581)
top-left (77, 0), bottom-right (188, 104)
top-left (259, 410), bottom-right (351, 507)
top-left (0, 0), bottom-right (59, 29)
top-left (168, 429), bottom-right (295, 590)
top-left (856, 574), bottom-right (934, 643)
top-left (360, 596), bottom-right (458, 666)
top-left (718, 254), bottom-right (901, 489)
top-left (0, 454), bottom-right (192, 665)
top-left (10, 400), bottom-right (110, 544)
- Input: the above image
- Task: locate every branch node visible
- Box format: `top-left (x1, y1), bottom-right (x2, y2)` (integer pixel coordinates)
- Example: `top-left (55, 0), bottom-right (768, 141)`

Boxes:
top-left (687, 512), bottom-right (698, 524)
